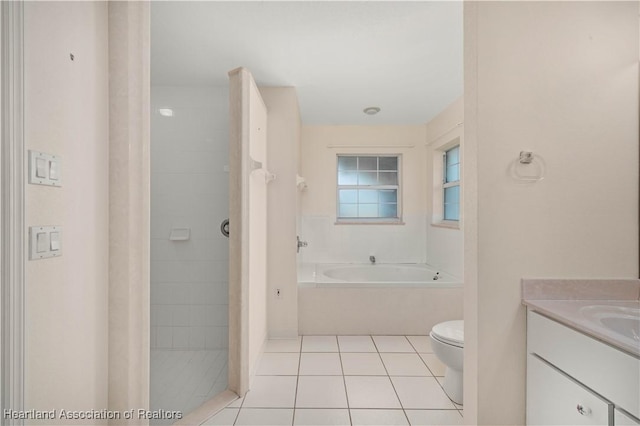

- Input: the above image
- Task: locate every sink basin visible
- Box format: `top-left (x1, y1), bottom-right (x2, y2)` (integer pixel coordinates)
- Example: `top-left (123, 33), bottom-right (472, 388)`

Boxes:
top-left (600, 317), bottom-right (640, 341)
top-left (580, 305), bottom-right (640, 343)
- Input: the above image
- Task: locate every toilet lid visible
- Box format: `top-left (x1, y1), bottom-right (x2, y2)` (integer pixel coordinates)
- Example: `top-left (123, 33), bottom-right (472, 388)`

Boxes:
top-left (431, 320), bottom-right (464, 348)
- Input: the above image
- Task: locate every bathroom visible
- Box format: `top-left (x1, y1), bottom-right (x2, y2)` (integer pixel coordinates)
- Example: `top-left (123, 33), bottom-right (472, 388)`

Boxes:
top-left (150, 1), bottom-right (638, 423)
top-left (149, 2), bottom-right (465, 422)
top-left (2, 1), bottom-right (638, 426)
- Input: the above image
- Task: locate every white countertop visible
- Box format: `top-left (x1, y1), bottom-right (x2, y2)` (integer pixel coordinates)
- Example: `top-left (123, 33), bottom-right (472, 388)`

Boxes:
top-left (523, 299), bottom-right (640, 358)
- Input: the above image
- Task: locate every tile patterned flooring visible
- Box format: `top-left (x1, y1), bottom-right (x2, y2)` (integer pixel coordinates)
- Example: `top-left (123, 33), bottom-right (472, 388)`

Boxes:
top-left (150, 349), bottom-right (228, 425)
top-left (203, 336), bottom-right (462, 426)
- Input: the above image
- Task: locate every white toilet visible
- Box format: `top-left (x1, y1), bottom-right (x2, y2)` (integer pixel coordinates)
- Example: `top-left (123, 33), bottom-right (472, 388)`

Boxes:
top-left (429, 320), bottom-right (464, 405)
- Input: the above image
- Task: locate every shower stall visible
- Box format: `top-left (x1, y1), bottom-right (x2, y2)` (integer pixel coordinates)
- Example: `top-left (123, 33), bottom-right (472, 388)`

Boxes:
top-left (149, 62), bottom-right (271, 422)
top-left (149, 85), bottom-right (231, 421)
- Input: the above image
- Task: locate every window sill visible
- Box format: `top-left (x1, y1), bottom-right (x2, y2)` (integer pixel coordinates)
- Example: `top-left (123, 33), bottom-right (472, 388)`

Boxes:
top-left (335, 219), bottom-right (405, 226)
top-left (431, 221), bottom-right (460, 230)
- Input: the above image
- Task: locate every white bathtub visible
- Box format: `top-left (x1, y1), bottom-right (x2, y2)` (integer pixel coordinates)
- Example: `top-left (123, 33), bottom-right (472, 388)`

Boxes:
top-left (299, 263), bottom-right (460, 288)
top-left (298, 263), bottom-right (463, 335)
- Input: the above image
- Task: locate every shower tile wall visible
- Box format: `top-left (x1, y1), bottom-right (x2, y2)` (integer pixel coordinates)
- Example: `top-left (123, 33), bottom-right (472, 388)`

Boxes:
top-left (151, 86), bottom-right (229, 350)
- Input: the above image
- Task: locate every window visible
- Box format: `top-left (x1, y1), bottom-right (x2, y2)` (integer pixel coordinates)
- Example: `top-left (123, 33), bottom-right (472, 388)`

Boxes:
top-left (336, 155), bottom-right (401, 222)
top-left (443, 145), bottom-right (460, 221)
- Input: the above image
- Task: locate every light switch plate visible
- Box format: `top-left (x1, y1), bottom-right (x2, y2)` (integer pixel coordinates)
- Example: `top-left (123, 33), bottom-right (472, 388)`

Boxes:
top-left (29, 226), bottom-right (62, 260)
top-left (50, 232), bottom-right (60, 251)
top-left (36, 232), bottom-right (48, 253)
top-left (35, 158), bottom-right (47, 178)
top-left (29, 150), bottom-right (62, 187)
top-left (49, 160), bottom-right (59, 181)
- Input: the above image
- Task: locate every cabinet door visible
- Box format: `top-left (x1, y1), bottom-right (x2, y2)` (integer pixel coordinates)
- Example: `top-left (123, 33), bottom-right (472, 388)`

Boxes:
top-left (615, 409), bottom-right (640, 425)
top-left (527, 354), bottom-right (611, 425)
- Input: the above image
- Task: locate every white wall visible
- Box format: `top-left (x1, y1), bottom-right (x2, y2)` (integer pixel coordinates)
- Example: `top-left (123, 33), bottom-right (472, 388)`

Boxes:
top-left (464, 2), bottom-right (639, 424)
top-left (247, 79), bottom-right (268, 377)
top-left (426, 98), bottom-right (464, 278)
top-left (150, 86), bottom-right (229, 350)
top-left (260, 87), bottom-right (301, 339)
top-left (300, 125), bottom-right (427, 264)
top-left (24, 2), bottom-right (109, 422)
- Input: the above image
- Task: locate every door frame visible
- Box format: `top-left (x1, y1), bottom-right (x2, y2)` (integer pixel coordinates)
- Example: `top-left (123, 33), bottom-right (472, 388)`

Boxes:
top-left (1, 1), bottom-right (25, 424)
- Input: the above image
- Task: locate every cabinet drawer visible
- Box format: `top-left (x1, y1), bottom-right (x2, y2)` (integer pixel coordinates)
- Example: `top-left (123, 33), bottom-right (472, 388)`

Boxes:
top-left (527, 311), bottom-right (639, 419)
top-left (527, 354), bottom-right (611, 425)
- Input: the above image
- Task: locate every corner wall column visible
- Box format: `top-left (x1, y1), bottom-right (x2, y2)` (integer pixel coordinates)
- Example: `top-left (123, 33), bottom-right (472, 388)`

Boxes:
top-left (1, 2), bottom-right (25, 424)
top-left (108, 2), bottom-right (151, 423)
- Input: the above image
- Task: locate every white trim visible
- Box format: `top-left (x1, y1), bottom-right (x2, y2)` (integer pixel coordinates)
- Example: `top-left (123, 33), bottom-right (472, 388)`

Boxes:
top-left (107, 1), bottom-right (150, 414)
top-left (328, 144), bottom-right (415, 149)
top-left (425, 122), bottom-right (463, 147)
top-left (335, 220), bottom-right (405, 226)
top-left (227, 67), bottom-right (251, 396)
top-left (1, 1), bottom-right (25, 424)
top-left (431, 221), bottom-right (460, 230)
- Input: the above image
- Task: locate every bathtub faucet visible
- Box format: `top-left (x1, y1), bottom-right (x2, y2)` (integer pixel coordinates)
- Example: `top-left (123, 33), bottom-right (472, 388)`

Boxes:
top-left (369, 255), bottom-right (376, 264)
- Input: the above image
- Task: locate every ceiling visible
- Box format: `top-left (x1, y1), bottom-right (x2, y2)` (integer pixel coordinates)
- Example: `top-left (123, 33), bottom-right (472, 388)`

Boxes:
top-left (150, 1), bottom-right (463, 125)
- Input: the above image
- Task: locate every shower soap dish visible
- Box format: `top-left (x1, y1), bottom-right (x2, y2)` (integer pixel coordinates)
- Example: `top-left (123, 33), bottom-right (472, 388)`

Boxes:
top-left (169, 228), bottom-right (190, 241)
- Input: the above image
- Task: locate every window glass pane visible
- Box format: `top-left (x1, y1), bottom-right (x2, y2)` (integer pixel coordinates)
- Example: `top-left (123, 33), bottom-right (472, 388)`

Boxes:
top-left (358, 189), bottom-right (378, 203)
top-left (338, 172), bottom-right (357, 185)
top-left (444, 202), bottom-right (459, 221)
top-left (379, 189), bottom-right (397, 203)
top-left (379, 172), bottom-right (398, 185)
top-left (380, 203), bottom-right (397, 218)
top-left (445, 164), bottom-right (459, 183)
top-left (358, 172), bottom-right (378, 185)
top-left (358, 156), bottom-right (377, 171)
top-left (339, 189), bottom-right (357, 203)
top-left (379, 157), bottom-right (398, 171)
top-left (336, 155), bottom-right (400, 221)
top-left (444, 185), bottom-right (460, 204)
top-left (339, 204), bottom-right (358, 218)
top-left (338, 156), bottom-right (357, 171)
top-left (446, 146), bottom-right (459, 166)
top-left (358, 204), bottom-right (378, 217)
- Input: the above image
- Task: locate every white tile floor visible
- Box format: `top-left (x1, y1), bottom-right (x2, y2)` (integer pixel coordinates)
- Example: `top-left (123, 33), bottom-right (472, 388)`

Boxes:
top-left (150, 349), bottom-right (228, 425)
top-left (203, 336), bottom-right (463, 426)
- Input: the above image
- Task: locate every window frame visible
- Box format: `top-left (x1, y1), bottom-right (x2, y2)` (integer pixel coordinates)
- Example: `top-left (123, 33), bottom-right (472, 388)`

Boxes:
top-left (335, 154), bottom-right (403, 224)
top-left (430, 136), bottom-right (462, 229)
top-left (442, 145), bottom-right (460, 222)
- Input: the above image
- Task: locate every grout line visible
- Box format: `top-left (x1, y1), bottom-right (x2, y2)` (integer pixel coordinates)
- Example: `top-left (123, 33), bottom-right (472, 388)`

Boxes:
top-left (231, 405), bottom-right (241, 426)
top-left (379, 337), bottom-right (412, 426)
top-left (231, 375), bottom-right (246, 426)
top-left (370, 335), bottom-right (380, 353)
top-left (369, 335), bottom-right (411, 423)
top-left (231, 337), bottom-right (456, 425)
top-left (416, 353), bottom-right (438, 378)
top-left (291, 337), bottom-right (303, 426)
top-left (432, 376), bottom-right (460, 409)
top-left (406, 336), bottom-right (424, 354)
top-left (402, 335), bottom-right (415, 352)
top-left (336, 335), bottom-right (353, 426)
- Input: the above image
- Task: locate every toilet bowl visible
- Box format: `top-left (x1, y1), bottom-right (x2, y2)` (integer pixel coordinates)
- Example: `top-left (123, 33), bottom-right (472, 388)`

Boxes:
top-left (429, 320), bottom-right (464, 405)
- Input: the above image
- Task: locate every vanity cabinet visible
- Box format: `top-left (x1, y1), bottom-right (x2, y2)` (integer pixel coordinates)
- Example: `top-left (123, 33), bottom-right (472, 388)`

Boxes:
top-left (526, 310), bottom-right (640, 426)
top-left (616, 409), bottom-right (640, 426)
top-left (527, 354), bottom-right (611, 425)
